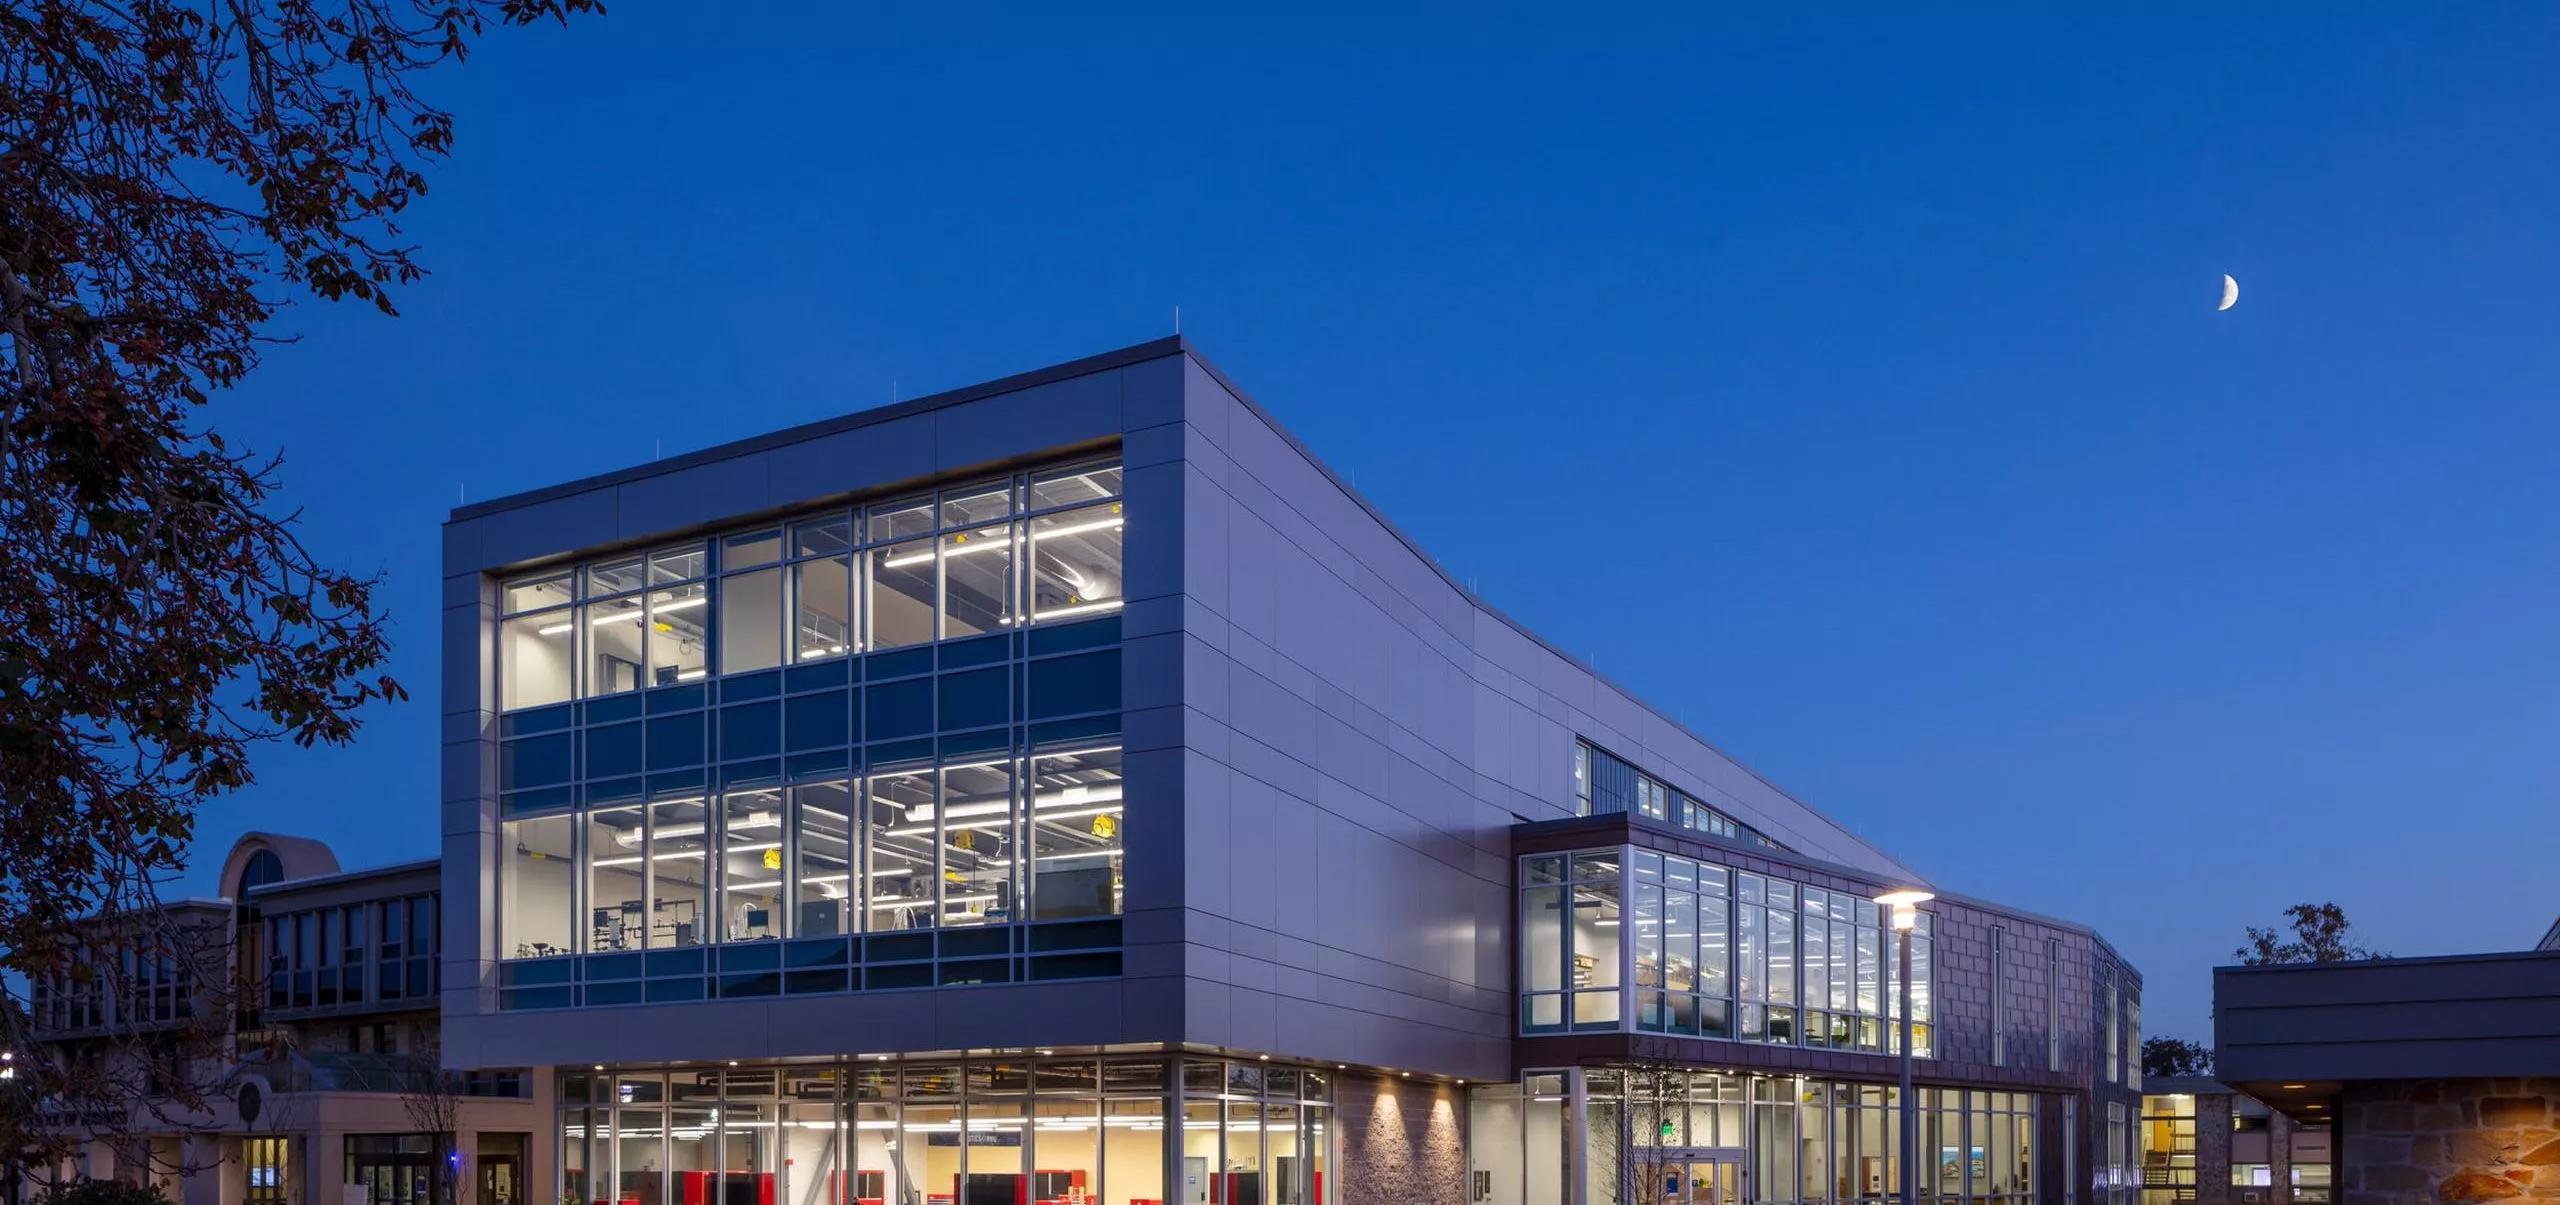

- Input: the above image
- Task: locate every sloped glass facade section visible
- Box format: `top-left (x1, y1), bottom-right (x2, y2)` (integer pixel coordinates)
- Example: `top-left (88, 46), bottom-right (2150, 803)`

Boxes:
top-left (1521, 846), bottom-right (1935, 1055)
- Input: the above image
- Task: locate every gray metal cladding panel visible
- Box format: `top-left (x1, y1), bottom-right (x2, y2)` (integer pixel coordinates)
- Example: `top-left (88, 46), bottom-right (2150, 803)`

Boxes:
top-left (615, 454), bottom-right (775, 542)
top-left (1160, 353), bottom-right (1931, 1071)
top-left (763, 413), bottom-right (936, 509)
top-left (931, 367), bottom-right (1122, 471)
top-left (446, 352), bottom-right (1173, 578)
top-left (2225, 995), bottom-right (2560, 1046)
top-left (473, 486), bottom-right (621, 570)
top-left (442, 599), bottom-right (494, 718)
top-left (451, 979), bottom-right (1172, 1069)
top-left (2221, 952), bottom-right (2560, 1008)
top-left (2228, 1036), bottom-right (2560, 1081)
top-left (2215, 954), bottom-right (2560, 1081)
top-left (1164, 355), bottom-right (1916, 882)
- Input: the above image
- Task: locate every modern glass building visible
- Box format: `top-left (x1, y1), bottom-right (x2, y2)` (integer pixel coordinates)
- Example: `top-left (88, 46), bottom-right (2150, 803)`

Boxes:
top-left (441, 338), bottom-right (2143, 1205)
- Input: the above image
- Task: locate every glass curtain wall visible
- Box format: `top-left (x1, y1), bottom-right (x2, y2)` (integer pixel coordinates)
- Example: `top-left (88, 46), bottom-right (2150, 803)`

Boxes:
top-left (496, 458), bottom-right (1130, 968)
top-left (559, 1058), bottom-right (1323, 1205)
top-left (1523, 847), bottom-right (1936, 1056)
top-left (504, 740), bottom-right (1125, 956)
top-left (497, 459), bottom-right (1125, 712)
top-left (1546, 1071), bottom-right (2036, 1205)
top-left (1520, 851), bottom-right (1624, 1035)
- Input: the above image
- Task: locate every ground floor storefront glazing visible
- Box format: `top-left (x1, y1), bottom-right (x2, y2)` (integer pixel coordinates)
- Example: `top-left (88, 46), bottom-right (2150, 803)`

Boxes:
top-left (1471, 1068), bottom-right (2043, 1205)
top-left (558, 1056), bottom-right (1332, 1205)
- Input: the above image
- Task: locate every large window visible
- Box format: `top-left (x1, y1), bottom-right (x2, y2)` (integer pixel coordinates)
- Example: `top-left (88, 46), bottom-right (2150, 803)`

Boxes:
top-left (1538, 1072), bottom-right (2036, 1205)
top-left (495, 458), bottom-right (1135, 991)
top-left (260, 894), bottom-right (436, 1013)
top-left (517, 739), bottom-right (1126, 960)
top-left (2140, 1094), bottom-right (2197, 1205)
top-left (497, 458), bottom-right (1126, 711)
top-left (1026, 745), bottom-right (1125, 920)
top-left (30, 926), bottom-right (211, 1035)
top-left (560, 1056), bottom-right (1317, 1205)
top-left (245, 1136), bottom-right (292, 1205)
top-left (501, 815), bottom-right (576, 959)
top-left (1519, 850), bottom-right (1623, 1035)
top-left (495, 461), bottom-right (1135, 997)
top-left (1523, 846), bottom-right (1935, 1055)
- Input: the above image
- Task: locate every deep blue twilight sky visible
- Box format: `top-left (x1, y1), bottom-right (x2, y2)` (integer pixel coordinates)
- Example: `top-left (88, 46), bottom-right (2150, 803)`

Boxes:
top-left (183, 4), bottom-right (2560, 1044)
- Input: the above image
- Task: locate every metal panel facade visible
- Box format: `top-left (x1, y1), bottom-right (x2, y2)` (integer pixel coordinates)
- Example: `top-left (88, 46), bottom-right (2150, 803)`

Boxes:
top-left (441, 337), bottom-right (2136, 1109)
top-left (2217, 953), bottom-right (2560, 1083)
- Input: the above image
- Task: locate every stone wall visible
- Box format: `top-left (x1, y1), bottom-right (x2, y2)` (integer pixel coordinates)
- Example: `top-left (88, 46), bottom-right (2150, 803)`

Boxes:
top-left (1339, 1071), bottom-right (1469, 1205)
top-left (2196, 1093), bottom-right (2234, 1205)
top-left (2273, 1108), bottom-right (2299, 1205)
top-left (2341, 1078), bottom-right (2560, 1205)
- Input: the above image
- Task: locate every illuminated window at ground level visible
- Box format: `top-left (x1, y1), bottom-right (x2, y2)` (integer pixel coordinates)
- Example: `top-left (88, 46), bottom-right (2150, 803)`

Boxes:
top-left (560, 1057), bottom-right (1331, 1205)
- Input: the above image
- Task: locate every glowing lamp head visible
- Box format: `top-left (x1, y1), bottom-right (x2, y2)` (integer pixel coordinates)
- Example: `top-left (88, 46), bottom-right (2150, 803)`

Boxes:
top-left (1873, 889), bottom-right (1935, 931)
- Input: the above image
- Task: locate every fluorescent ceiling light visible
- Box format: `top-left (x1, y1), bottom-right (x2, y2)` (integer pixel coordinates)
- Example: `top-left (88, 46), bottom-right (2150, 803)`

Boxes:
top-left (1033, 515), bottom-right (1125, 541)
top-left (616, 812), bottom-right (777, 848)
top-left (1029, 600), bottom-right (1123, 621)
top-left (536, 594), bottom-right (705, 637)
top-left (588, 852), bottom-right (709, 868)
top-left (878, 516), bottom-right (1124, 569)
top-left (882, 801), bottom-right (1121, 839)
top-left (879, 531), bottom-right (1010, 570)
top-left (1028, 803), bottom-right (1125, 824)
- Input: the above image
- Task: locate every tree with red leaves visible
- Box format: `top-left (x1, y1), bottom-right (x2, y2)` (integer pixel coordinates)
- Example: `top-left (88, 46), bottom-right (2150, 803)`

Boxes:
top-left (0, 0), bottom-right (594, 1168)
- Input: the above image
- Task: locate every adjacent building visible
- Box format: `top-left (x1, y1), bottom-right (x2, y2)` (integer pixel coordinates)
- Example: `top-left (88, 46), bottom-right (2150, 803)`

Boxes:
top-left (2215, 944), bottom-right (2560, 1205)
top-left (439, 335), bottom-right (2145, 1205)
top-left (2137, 1078), bottom-right (2330, 1205)
top-left (23, 834), bottom-right (547, 1205)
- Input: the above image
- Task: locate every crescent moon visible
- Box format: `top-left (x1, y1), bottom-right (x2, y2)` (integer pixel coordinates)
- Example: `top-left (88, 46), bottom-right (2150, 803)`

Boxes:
top-left (2218, 274), bottom-right (2239, 311)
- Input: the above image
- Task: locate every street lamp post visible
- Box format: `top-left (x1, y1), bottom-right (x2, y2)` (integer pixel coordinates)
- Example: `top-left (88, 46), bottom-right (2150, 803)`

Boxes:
top-left (1874, 890), bottom-right (1935, 1205)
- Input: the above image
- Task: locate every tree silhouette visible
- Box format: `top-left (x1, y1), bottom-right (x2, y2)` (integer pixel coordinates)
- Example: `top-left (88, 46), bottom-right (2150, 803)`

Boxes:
top-left (2235, 903), bottom-right (2386, 965)
top-left (1, 0), bottom-right (593, 1163)
top-left (2140, 1037), bottom-right (2213, 1079)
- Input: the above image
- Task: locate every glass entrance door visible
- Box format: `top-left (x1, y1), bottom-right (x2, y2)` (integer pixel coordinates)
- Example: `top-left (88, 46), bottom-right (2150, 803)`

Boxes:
top-left (1661, 1148), bottom-right (1746, 1205)
top-left (1684, 1160), bottom-right (1739, 1205)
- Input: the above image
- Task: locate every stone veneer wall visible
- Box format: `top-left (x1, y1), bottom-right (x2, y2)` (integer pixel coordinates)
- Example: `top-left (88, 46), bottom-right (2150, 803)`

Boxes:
top-left (2341, 1079), bottom-right (2560, 1205)
top-left (2196, 1093), bottom-right (2235, 1205)
top-left (1339, 1071), bottom-right (1469, 1205)
top-left (2272, 1108), bottom-right (2300, 1205)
